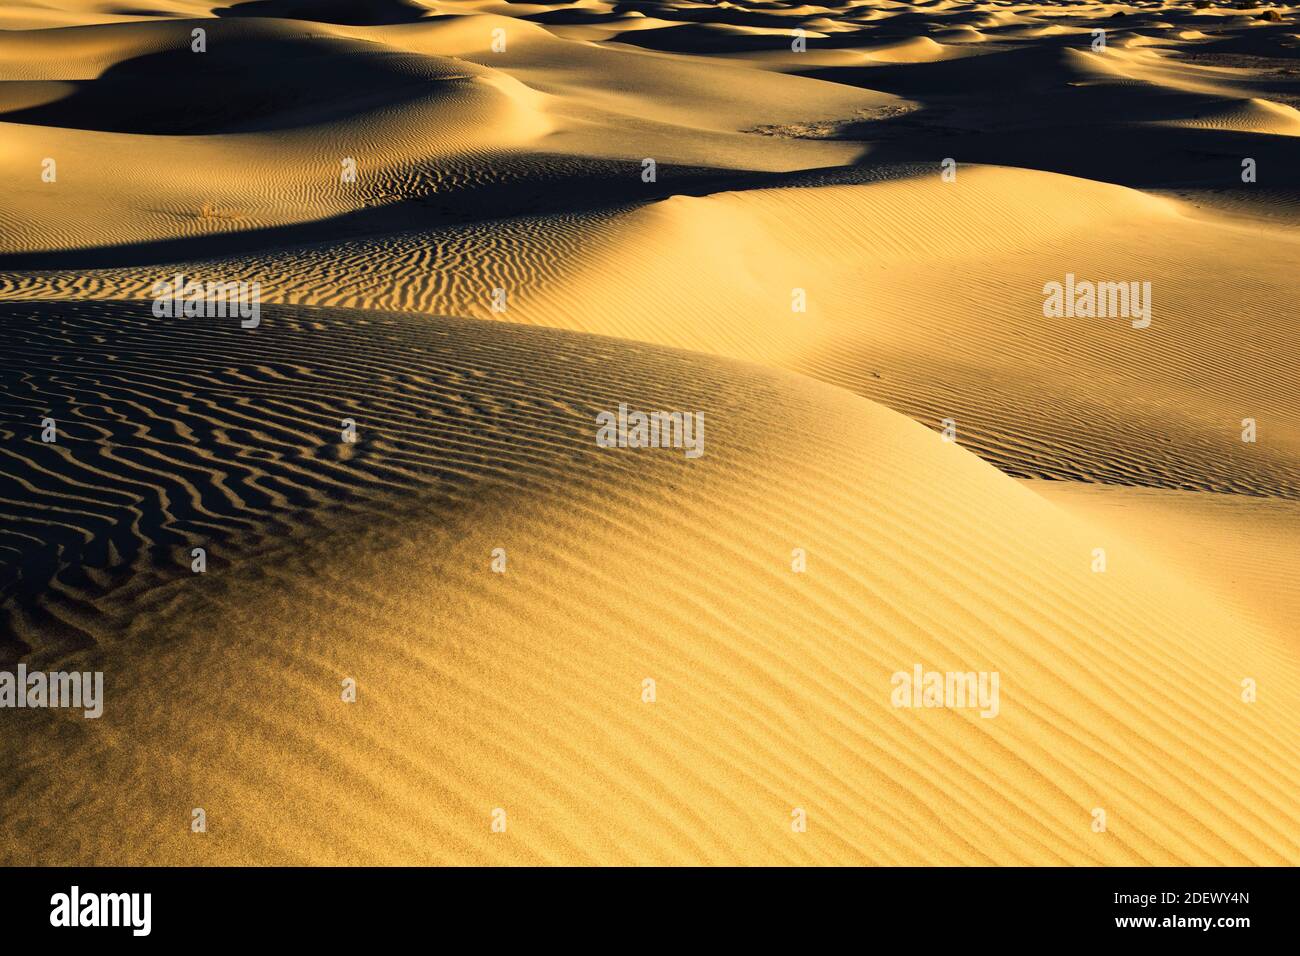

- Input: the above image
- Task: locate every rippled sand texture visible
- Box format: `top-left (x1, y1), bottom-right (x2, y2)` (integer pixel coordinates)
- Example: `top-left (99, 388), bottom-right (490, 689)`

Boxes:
top-left (1, 0), bottom-right (1298, 865)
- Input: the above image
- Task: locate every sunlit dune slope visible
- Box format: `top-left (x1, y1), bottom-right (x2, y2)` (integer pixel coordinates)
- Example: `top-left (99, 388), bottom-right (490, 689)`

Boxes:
top-left (1027, 480), bottom-right (1300, 644)
top-left (1, 301), bottom-right (1297, 865)
top-left (8, 166), bottom-right (1294, 501)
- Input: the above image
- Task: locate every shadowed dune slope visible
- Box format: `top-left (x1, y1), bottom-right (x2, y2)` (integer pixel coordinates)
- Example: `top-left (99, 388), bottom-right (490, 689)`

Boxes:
top-left (1, 301), bottom-right (1298, 865)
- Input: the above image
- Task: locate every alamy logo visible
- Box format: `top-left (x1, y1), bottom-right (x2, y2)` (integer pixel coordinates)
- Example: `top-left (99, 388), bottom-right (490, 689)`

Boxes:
top-left (151, 273), bottom-right (261, 328)
top-left (1043, 273), bottom-right (1151, 328)
top-left (891, 664), bottom-right (1000, 718)
top-left (50, 886), bottom-right (151, 936)
top-left (595, 403), bottom-right (705, 459)
top-left (0, 664), bottom-right (103, 718)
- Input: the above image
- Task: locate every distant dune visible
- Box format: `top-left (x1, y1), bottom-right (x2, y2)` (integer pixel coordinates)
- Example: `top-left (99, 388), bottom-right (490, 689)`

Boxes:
top-left (1, 0), bottom-right (1298, 865)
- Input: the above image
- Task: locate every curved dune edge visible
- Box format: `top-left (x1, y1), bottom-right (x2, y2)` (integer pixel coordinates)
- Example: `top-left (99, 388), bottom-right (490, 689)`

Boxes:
top-left (1, 302), bottom-right (1297, 865)
top-left (7, 165), bottom-right (1295, 499)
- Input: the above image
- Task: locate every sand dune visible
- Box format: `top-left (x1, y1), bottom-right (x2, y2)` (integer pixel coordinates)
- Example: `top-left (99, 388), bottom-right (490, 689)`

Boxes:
top-left (2, 0), bottom-right (1298, 866)
top-left (1029, 480), bottom-right (1300, 643)
top-left (8, 166), bottom-right (1294, 495)
top-left (2, 301), bottom-right (1297, 865)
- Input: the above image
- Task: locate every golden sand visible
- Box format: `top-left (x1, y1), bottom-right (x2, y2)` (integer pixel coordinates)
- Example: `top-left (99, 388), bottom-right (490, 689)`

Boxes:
top-left (0, 0), bottom-right (1297, 864)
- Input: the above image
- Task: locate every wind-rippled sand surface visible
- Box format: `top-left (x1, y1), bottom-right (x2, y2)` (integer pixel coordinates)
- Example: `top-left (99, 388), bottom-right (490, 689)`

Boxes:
top-left (1, 0), bottom-right (1298, 864)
